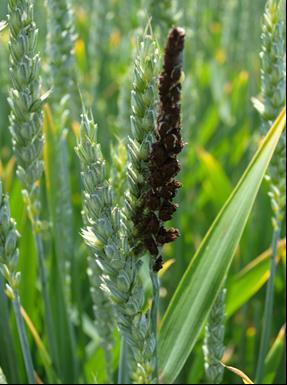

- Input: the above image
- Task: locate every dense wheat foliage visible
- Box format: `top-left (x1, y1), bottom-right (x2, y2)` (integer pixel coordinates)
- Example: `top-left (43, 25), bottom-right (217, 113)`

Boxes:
top-left (0, 1), bottom-right (286, 384)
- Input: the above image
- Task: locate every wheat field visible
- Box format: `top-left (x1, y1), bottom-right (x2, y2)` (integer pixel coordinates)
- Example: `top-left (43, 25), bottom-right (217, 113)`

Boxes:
top-left (0, 1), bottom-right (286, 384)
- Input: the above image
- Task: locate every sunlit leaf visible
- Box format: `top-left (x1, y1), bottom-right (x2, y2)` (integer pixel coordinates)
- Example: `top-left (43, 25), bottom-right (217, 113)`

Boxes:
top-left (158, 108), bottom-right (286, 383)
top-left (196, 147), bottom-right (232, 209)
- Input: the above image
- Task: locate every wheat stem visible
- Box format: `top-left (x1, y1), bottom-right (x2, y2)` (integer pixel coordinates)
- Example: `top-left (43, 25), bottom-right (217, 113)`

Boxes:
top-left (149, 266), bottom-right (160, 381)
top-left (118, 337), bottom-right (130, 384)
top-left (35, 233), bottom-right (59, 371)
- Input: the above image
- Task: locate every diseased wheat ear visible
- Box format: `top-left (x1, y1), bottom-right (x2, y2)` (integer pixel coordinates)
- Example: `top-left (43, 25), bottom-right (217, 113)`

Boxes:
top-left (124, 28), bottom-right (160, 259)
top-left (127, 27), bottom-right (186, 272)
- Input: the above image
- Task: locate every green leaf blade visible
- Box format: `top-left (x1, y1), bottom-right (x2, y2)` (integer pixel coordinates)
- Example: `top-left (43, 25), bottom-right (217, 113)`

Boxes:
top-left (158, 109), bottom-right (286, 384)
top-left (263, 324), bottom-right (286, 384)
top-left (226, 239), bottom-right (286, 318)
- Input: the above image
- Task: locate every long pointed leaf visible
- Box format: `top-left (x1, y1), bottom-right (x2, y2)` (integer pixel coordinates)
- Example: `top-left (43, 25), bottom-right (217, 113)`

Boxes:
top-left (158, 108), bottom-right (286, 383)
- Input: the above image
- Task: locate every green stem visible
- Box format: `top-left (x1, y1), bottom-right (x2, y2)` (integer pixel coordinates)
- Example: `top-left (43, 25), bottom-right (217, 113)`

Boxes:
top-left (255, 222), bottom-right (282, 384)
top-left (118, 336), bottom-right (129, 384)
top-left (35, 233), bottom-right (59, 373)
top-left (12, 293), bottom-right (35, 384)
top-left (150, 266), bottom-right (160, 383)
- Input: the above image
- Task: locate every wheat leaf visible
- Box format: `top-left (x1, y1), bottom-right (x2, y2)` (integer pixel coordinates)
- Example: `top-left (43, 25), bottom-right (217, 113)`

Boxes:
top-left (158, 108), bottom-right (286, 383)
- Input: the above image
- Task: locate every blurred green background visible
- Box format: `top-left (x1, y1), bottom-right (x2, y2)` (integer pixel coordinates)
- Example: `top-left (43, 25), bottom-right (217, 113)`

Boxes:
top-left (0, 0), bottom-right (285, 384)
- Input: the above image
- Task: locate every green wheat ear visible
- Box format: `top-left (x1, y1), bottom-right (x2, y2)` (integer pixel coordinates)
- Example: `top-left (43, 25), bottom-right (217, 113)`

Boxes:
top-left (78, 115), bottom-right (115, 382)
top-left (255, 0), bottom-right (286, 225)
top-left (46, 0), bottom-right (77, 121)
top-left (124, 26), bottom-right (160, 255)
top-left (254, 1), bottom-right (286, 383)
top-left (7, 0), bottom-right (48, 231)
top-left (76, 111), bottom-right (156, 384)
top-left (110, 140), bottom-right (128, 206)
top-left (7, 0), bottom-right (58, 370)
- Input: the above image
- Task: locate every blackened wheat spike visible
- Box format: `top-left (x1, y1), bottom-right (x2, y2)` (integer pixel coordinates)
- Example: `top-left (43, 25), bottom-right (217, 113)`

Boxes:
top-left (151, 27), bottom-right (185, 271)
top-left (133, 27), bottom-right (186, 272)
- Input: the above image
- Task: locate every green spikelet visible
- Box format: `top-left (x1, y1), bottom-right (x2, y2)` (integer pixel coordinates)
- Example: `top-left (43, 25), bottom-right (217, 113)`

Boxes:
top-left (76, 112), bottom-right (156, 384)
top-left (87, 256), bottom-right (115, 383)
top-left (118, 70), bottom-right (133, 138)
top-left (87, 256), bottom-right (114, 346)
top-left (203, 288), bottom-right (226, 384)
top-left (110, 140), bottom-right (128, 206)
